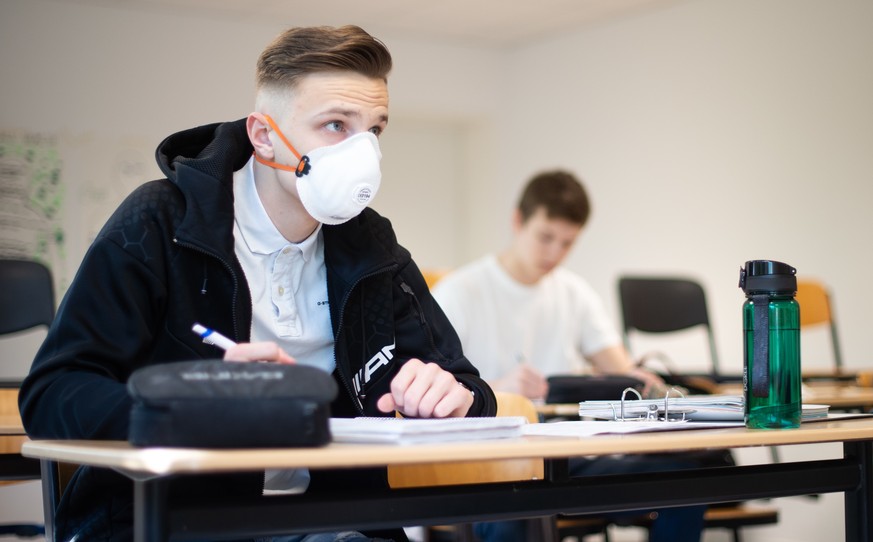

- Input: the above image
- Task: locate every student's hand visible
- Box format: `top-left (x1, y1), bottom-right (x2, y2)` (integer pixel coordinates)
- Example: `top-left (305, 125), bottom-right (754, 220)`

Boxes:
top-left (496, 364), bottom-right (549, 401)
top-left (376, 358), bottom-right (474, 418)
top-left (223, 342), bottom-right (297, 364)
top-left (627, 367), bottom-right (667, 398)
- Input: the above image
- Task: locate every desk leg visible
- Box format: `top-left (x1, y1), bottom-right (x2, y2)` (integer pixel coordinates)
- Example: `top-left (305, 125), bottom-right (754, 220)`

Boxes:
top-left (544, 458), bottom-right (569, 482)
top-left (134, 478), bottom-right (169, 542)
top-left (539, 458), bottom-right (569, 542)
top-left (39, 460), bottom-right (58, 541)
top-left (844, 440), bottom-right (873, 542)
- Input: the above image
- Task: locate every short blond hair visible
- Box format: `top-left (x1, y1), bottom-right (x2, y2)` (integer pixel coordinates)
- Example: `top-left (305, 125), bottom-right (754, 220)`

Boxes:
top-left (256, 25), bottom-right (392, 92)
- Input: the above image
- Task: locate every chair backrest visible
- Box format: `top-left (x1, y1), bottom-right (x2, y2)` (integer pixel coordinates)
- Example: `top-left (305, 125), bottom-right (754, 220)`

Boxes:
top-left (618, 276), bottom-right (720, 375)
top-left (796, 280), bottom-right (832, 327)
top-left (493, 391), bottom-right (540, 422)
top-left (421, 268), bottom-right (450, 291)
top-left (795, 279), bottom-right (842, 369)
top-left (387, 392), bottom-right (543, 488)
top-left (0, 259), bottom-right (55, 335)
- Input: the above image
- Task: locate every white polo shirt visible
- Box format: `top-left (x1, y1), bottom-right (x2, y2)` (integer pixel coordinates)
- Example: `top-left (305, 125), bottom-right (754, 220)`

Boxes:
top-left (232, 157), bottom-right (334, 374)
top-left (232, 157), bottom-right (335, 493)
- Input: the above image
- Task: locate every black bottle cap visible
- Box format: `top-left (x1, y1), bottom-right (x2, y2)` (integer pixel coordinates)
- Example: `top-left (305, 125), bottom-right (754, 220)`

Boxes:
top-left (738, 260), bottom-right (797, 295)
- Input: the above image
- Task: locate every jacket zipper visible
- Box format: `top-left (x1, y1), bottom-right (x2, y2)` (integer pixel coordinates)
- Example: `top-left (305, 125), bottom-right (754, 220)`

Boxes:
top-left (172, 238), bottom-right (241, 341)
top-left (400, 281), bottom-right (447, 362)
top-left (173, 237), bottom-right (265, 490)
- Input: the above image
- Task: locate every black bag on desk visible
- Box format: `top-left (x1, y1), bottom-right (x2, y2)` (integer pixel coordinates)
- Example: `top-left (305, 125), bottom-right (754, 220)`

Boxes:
top-left (546, 374), bottom-right (645, 404)
top-left (127, 360), bottom-right (337, 448)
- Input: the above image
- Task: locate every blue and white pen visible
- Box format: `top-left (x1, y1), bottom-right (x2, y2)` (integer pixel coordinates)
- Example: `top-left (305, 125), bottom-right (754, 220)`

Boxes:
top-left (192, 323), bottom-right (237, 351)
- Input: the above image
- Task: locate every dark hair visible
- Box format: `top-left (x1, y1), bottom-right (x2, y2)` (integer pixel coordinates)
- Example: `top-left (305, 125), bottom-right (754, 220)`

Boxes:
top-left (256, 25), bottom-right (393, 90)
top-left (517, 170), bottom-right (591, 226)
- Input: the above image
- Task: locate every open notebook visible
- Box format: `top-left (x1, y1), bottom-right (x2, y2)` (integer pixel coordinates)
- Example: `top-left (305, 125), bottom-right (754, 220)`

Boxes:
top-left (329, 416), bottom-right (528, 445)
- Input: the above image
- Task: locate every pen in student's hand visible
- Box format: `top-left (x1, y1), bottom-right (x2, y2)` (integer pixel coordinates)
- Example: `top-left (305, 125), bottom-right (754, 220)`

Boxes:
top-left (192, 323), bottom-right (237, 351)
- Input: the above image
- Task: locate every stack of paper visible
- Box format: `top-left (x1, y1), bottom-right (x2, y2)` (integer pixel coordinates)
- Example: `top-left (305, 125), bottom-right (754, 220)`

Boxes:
top-left (801, 404), bottom-right (830, 420)
top-left (578, 395), bottom-right (743, 421)
top-left (578, 395), bottom-right (829, 422)
top-left (329, 416), bottom-right (528, 445)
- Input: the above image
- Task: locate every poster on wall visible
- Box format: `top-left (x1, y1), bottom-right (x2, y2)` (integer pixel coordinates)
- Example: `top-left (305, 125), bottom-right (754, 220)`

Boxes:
top-left (0, 130), bottom-right (66, 285)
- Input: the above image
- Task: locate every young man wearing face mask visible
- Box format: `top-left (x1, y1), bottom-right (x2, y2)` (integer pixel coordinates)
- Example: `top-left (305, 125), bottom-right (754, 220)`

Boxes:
top-left (18, 26), bottom-right (495, 542)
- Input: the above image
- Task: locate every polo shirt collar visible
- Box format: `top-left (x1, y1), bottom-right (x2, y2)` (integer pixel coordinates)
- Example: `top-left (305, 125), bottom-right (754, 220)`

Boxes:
top-left (234, 156), bottom-right (321, 259)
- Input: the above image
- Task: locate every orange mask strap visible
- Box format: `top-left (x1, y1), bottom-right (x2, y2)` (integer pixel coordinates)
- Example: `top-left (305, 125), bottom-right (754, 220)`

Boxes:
top-left (253, 114), bottom-right (311, 177)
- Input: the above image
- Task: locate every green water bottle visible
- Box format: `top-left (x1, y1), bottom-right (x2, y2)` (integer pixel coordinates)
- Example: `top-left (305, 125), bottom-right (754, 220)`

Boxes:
top-left (739, 260), bottom-right (802, 429)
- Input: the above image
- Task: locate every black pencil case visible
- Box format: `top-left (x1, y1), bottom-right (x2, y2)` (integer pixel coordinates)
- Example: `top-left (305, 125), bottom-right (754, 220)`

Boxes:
top-left (546, 374), bottom-right (645, 404)
top-left (127, 360), bottom-right (337, 448)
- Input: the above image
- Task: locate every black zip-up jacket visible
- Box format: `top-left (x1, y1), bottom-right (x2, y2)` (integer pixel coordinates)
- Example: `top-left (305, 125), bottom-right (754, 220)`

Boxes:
top-left (18, 119), bottom-right (496, 541)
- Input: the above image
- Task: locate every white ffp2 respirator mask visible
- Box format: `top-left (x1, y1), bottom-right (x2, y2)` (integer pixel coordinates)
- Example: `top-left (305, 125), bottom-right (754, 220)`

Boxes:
top-left (254, 115), bottom-right (382, 225)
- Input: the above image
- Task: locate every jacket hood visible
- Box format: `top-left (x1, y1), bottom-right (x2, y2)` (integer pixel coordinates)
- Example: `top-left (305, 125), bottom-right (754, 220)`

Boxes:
top-left (155, 119), bottom-right (252, 183)
top-left (152, 119), bottom-right (252, 259)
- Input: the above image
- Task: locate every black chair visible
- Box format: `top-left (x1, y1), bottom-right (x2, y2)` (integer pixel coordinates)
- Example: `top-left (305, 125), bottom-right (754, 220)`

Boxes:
top-left (0, 259), bottom-right (55, 338)
top-left (0, 259), bottom-right (55, 538)
top-left (618, 276), bottom-right (722, 379)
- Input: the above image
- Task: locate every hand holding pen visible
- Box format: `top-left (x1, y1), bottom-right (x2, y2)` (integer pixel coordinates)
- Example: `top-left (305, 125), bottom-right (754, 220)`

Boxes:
top-left (192, 323), bottom-right (296, 364)
top-left (499, 353), bottom-right (548, 400)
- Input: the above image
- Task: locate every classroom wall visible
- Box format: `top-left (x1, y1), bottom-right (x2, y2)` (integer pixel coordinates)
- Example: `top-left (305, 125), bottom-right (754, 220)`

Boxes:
top-left (2, 1), bottom-right (871, 540)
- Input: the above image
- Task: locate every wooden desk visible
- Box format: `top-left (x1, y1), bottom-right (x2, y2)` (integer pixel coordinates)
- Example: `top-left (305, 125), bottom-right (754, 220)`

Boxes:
top-left (22, 418), bottom-right (873, 542)
top-left (0, 388), bottom-right (24, 433)
top-left (804, 385), bottom-right (873, 411)
top-left (713, 383), bottom-right (873, 412)
top-left (0, 415), bottom-right (24, 436)
top-left (803, 369), bottom-right (859, 382)
top-left (0, 414), bottom-right (27, 457)
top-left (0, 388), bottom-right (40, 483)
top-left (680, 370), bottom-right (859, 383)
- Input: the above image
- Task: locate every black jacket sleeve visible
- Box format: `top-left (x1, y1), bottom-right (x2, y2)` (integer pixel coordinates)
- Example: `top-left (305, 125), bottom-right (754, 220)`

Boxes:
top-left (394, 258), bottom-right (497, 417)
top-left (18, 237), bottom-right (164, 440)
